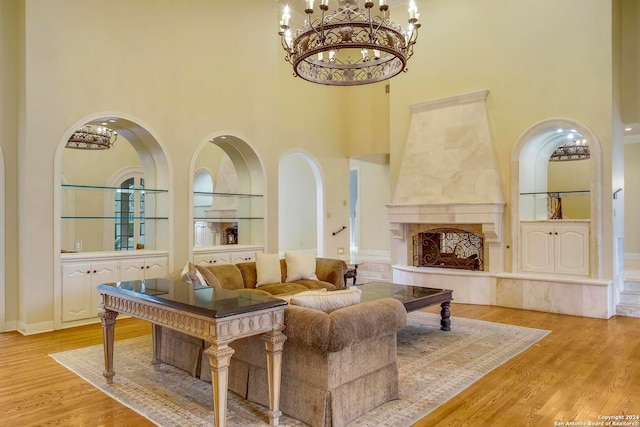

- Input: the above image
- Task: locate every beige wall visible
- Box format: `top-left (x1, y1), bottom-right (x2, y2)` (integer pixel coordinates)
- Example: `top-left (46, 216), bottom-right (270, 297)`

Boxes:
top-left (61, 137), bottom-right (142, 252)
top-left (625, 143), bottom-right (640, 253)
top-left (279, 154), bottom-right (317, 254)
top-left (3, 0), bottom-right (635, 331)
top-left (15, 0), bottom-right (350, 331)
top-left (621, 0), bottom-right (640, 124)
top-left (547, 160), bottom-right (591, 220)
top-left (389, 0), bottom-right (616, 275)
top-left (351, 157), bottom-right (391, 256)
top-left (344, 83), bottom-right (390, 157)
top-left (0, 0), bottom-right (19, 328)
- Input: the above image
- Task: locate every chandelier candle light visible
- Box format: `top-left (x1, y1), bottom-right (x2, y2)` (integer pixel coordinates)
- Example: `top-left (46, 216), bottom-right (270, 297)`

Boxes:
top-left (279, 0), bottom-right (420, 86)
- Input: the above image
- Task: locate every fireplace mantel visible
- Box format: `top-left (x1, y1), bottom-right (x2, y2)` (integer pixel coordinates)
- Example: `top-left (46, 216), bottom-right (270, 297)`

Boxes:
top-left (387, 202), bottom-right (504, 242)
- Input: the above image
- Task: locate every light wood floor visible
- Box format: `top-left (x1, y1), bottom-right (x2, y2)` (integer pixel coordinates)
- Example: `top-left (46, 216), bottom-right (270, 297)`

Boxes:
top-left (1, 305), bottom-right (639, 426)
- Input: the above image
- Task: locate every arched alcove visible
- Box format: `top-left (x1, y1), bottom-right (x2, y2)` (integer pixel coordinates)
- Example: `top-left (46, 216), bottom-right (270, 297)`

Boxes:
top-left (190, 134), bottom-right (265, 253)
top-left (511, 118), bottom-right (602, 278)
top-left (53, 113), bottom-right (173, 328)
top-left (55, 117), bottom-right (171, 253)
top-left (278, 151), bottom-right (324, 257)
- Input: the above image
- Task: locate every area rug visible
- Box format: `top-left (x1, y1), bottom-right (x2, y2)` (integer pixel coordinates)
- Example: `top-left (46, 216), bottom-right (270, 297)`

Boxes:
top-left (50, 312), bottom-right (549, 426)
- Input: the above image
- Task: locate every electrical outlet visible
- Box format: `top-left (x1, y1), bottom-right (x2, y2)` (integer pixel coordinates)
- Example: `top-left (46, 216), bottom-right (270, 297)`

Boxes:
top-left (74, 240), bottom-right (82, 251)
top-left (337, 247), bottom-right (344, 254)
top-left (326, 212), bottom-right (332, 219)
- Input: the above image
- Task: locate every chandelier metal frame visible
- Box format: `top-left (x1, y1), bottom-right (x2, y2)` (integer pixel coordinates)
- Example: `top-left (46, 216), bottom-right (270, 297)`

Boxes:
top-left (279, 0), bottom-right (420, 86)
top-left (65, 124), bottom-right (118, 150)
top-left (549, 139), bottom-right (590, 162)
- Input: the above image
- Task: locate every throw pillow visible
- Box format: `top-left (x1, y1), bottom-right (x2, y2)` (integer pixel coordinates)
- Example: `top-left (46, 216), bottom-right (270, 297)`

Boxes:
top-left (289, 288), bottom-right (362, 313)
top-left (195, 265), bottom-right (222, 288)
top-left (180, 261), bottom-right (206, 286)
top-left (277, 288), bottom-right (327, 303)
top-left (256, 253), bottom-right (282, 287)
top-left (284, 251), bottom-right (318, 282)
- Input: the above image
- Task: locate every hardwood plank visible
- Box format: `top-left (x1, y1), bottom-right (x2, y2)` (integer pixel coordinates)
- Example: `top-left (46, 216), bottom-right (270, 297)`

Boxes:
top-left (1, 306), bottom-right (639, 426)
top-left (413, 304), bottom-right (640, 427)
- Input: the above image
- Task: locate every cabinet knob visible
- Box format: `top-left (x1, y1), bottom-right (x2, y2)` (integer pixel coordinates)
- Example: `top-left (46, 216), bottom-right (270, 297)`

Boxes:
top-left (93, 270), bottom-right (97, 273)
top-left (146, 266), bottom-right (150, 269)
top-left (555, 232), bottom-right (558, 235)
top-left (548, 232), bottom-right (552, 235)
top-left (86, 270), bottom-right (91, 274)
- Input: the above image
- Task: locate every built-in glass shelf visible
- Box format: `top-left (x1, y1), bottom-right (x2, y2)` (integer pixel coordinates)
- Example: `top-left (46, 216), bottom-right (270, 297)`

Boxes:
top-left (519, 190), bottom-right (590, 220)
top-left (519, 190), bottom-right (589, 196)
top-left (193, 217), bottom-right (263, 221)
top-left (62, 183), bottom-right (168, 193)
top-left (61, 216), bottom-right (169, 220)
top-left (193, 191), bottom-right (263, 198)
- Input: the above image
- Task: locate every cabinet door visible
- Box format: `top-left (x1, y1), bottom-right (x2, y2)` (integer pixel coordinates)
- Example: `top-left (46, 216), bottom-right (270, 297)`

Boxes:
top-left (119, 258), bottom-right (146, 281)
top-left (521, 223), bottom-right (554, 273)
top-left (144, 256), bottom-right (168, 279)
top-left (194, 253), bottom-right (213, 267)
top-left (90, 261), bottom-right (118, 317)
top-left (555, 224), bottom-right (589, 276)
top-left (61, 263), bottom-right (93, 322)
top-left (231, 251), bottom-right (257, 263)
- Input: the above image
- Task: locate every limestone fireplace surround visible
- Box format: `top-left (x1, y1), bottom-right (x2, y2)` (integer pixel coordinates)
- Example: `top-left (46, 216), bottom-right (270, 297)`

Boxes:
top-left (388, 90), bottom-right (613, 319)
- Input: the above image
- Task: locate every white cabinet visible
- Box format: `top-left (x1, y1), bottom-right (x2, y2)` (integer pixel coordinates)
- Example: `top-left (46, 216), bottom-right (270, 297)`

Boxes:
top-left (119, 256), bottom-right (168, 281)
top-left (60, 251), bottom-right (169, 326)
top-left (61, 260), bottom-right (117, 322)
top-left (230, 251), bottom-right (258, 263)
top-left (194, 252), bottom-right (231, 267)
top-left (521, 221), bottom-right (589, 276)
top-left (193, 245), bottom-right (263, 266)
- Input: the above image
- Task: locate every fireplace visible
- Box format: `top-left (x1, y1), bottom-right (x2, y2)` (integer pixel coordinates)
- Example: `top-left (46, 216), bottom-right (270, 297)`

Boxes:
top-left (387, 90), bottom-right (505, 273)
top-left (412, 228), bottom-right (484, 271)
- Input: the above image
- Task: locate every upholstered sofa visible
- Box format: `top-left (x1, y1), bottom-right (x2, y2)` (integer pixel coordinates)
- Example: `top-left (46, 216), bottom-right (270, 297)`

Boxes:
top-left (207, 298), bottom-right (407, 427)
top-left (161, 257), bottom-right (407, 427)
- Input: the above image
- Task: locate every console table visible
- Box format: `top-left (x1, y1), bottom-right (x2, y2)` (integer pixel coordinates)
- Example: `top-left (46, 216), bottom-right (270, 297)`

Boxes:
top-left (97, 278), bottom-right (287, 427)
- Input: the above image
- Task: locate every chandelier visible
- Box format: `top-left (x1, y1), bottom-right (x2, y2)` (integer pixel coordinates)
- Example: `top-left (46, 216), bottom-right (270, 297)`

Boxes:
top-left (65, 124), bottom-right (118, 150)
top-left (278, 0), bottom-right (420, 86)
top-left (549, 139), bottom-right (590, 162)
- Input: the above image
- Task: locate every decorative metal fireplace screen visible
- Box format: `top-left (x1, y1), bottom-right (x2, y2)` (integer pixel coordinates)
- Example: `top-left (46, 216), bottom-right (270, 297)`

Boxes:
top-left (412, 228), bottom-right (484, 271)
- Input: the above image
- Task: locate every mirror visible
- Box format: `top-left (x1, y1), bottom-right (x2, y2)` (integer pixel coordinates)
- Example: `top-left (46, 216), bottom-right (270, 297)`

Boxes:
top-left (192, 136), bottom-right (263, 249)
top-left (61, 126), bottom-right (146, 252)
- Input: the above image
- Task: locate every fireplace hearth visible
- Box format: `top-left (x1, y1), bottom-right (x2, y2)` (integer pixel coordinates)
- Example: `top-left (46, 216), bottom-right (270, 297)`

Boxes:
top-left (412, 228), bottom-right (484, 271)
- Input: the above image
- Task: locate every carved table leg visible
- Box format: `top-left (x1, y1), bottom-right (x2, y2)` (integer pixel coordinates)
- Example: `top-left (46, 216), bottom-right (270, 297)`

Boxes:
top-left (98, 308), bottom-right (119, 384)
top-left (440, 301), bottom-right (451, 331)
top-left (261, 331), bottom-right (287, 426)
top-left (204, 343), bottom-right (235, 427)
top-left (151, 323), bottom-right (162, 367)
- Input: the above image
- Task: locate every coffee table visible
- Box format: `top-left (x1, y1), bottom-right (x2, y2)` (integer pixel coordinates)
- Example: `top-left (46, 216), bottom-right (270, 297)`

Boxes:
top-left (97, 278), bottom-right (287, 427)
top-left (353, 282), bottom-right (453, 331)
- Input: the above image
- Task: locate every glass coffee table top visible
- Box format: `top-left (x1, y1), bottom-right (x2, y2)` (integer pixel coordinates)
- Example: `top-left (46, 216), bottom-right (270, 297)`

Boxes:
top-left (350, 281), bottom-right (453, 330)
top-left (352, 281), bottom-right (452, 306)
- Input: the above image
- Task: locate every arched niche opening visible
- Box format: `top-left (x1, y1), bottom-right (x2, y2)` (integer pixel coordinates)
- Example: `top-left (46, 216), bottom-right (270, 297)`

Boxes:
top-left (278, 152), bottom-right (323, 256)
top-left (512, 119), bottom-right (602, 278)
top-left (191, 135), bottom-right (265, 250)
top-left (519, 126), bottom-right (591, 220)
top-left (56, 116), bottom-right (171, 254)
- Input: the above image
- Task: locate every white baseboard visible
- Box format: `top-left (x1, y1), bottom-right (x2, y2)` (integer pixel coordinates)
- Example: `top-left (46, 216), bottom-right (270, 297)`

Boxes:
top-left (17, 320), bottom-right (54, 336)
